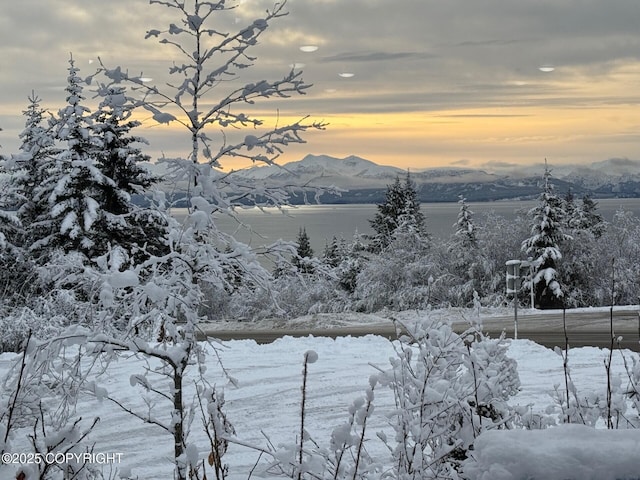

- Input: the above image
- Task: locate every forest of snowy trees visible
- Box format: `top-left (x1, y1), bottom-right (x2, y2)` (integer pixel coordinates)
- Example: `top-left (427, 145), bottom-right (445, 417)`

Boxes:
top-left (225, 165), bottom-right (635, 320)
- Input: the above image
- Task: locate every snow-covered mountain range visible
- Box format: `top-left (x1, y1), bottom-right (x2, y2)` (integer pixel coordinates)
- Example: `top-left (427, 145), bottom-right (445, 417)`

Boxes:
top-left (232, 154), bottom-right (640, 202)
top-left (145, 154), bottom-right (640, 204)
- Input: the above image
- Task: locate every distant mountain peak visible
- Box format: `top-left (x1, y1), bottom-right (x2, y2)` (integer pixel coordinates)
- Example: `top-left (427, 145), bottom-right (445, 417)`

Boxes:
top-left (141, 154), bottom-right (640, 203)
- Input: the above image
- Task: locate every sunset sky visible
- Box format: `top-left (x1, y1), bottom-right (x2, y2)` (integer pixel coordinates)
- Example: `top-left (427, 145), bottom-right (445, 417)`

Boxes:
top-left (2, 0), bottom-right (640, 172)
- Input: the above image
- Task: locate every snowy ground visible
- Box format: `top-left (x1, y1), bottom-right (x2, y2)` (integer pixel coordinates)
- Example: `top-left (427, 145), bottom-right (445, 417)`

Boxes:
top-left (1, 310), bottom-right (640, 479)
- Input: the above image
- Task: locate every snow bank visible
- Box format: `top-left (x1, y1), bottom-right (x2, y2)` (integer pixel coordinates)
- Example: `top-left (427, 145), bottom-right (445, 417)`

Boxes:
top-left (463, 424), bottom-right (640, 480)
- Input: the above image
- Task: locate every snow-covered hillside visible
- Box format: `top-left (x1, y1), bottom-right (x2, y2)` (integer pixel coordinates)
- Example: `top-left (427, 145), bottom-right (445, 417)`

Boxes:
top-left (236, 154), bottom-right (405, 189)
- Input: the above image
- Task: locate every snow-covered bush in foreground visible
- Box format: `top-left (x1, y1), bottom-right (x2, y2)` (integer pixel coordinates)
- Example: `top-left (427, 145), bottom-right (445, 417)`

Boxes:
top-left (0, 331), bottom-right (104, 479)
top-left (378, 318), bottom-right (521, 479)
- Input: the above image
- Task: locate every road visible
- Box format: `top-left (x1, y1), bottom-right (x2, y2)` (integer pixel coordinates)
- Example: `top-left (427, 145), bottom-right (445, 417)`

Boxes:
top-left (201, 308), bottom-right (640, 352)
top-left (480, 309), bottom-right (640, 351)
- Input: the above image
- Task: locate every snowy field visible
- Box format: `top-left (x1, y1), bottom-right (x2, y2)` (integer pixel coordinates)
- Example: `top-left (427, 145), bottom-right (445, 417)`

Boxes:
top-left (1, 328), bottom-right (639, 479)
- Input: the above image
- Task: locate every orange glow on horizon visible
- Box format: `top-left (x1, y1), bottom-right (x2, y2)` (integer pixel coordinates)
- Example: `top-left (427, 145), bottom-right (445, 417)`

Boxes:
top-left (135, 100), bottom-right (640, 171)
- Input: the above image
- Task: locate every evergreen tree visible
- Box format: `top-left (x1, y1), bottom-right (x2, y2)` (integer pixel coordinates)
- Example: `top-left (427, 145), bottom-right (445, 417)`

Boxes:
top-left (336, 231), bottom-right (368, 294)
top-left (447, 195), bottom-right (483, 305)
top-left (563, 188), bottom-right (577, 230)
top-left (521, 162), bottom-right (571, 309)
top-left (0, 93), bottom-right (58, 248)
top-left (397, 171), bottom-right (426, 235)
top-left (293, 227), bottom-right (314, 273)
top-left (322, 235), bottom-right (341, 268)
top-left (92, 86), bottom-right (155, 214)
top-left (0, 123), bottom-right (42, 302)
top-left (574, 195), bottom-right (605, 238)
top-left (369, 172), bottom-right (425, 251)
top-left (453, 195), bottom-right (477, 248)
top-left (90, 85), bottom-right (168, 259)
top-left (30, 56), bottom-right (112, 261)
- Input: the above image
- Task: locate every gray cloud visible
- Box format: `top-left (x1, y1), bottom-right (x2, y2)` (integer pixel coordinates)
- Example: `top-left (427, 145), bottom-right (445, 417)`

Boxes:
top-left (2, 0), bottom-right (640, 167)
top-left (451, 159), bottom-right (471, 166)
top-left (481, 161), bottom-right (520, 169)
top-left (320, 51), bottom-right (427, 63)
top-left (448, 38), bottom-right (534, 48)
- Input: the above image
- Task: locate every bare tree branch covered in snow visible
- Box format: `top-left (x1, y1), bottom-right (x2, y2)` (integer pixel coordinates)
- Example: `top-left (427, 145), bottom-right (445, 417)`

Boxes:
top-left (97, 0), bottom-right (327, 216)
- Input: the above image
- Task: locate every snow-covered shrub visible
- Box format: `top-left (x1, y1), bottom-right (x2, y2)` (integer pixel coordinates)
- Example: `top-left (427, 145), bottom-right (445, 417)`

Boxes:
top-left (273, 273), bottom-right (353, 317)
top-left (228, 264), bottom-right (353, 321)
top-left (558, 229), bottom-right (609, 308)
top-left (0, 330), bottom-right (103, 479)
top-left (238, 315), bottom-right (522, 480)
top-left (600, 209), bottom-right (640, 305)
top-left (353, 232), bottom-right (441, 312)
top-left (377, 316), bottom-right (521, 479)
top-left (0, 307), bottom-right (66, 353)
top-left (623, 355), bottom-right (640, 427)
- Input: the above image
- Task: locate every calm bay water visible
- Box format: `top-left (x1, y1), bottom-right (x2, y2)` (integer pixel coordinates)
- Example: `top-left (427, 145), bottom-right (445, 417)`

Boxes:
top-left (171, 198), bottom-right (640, 254)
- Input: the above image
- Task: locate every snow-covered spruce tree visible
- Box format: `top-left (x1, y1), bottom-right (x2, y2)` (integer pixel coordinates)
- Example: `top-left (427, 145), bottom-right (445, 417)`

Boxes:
top-left (334, 232), bottom-right (368, 295)
top-left (90, 84), bottom-right (169, 260)
top-left (322, 235), bottom-right (342, 268)
top-left (318, 233), bottom-right (367, 298)
top-left (0, 211), bottom-right (30, 306)
top-left (559, 195), bottom-right (608, 307)
top-left (453, 196), bottom-right (477, 248)
top-left (292, 226), bottom-right (314, 274)
top-left (446, 195), bottom-right (484, 306)
top-left (563, 188), bottom-right (577, 224)
top-left (28, 56), bottom-right (114, 263)
top-left (4, 93), bottom-right (59, 240)
top-left (521, 163), bottom-right (571, 309)
top-left (574, 194), bottom-right (606, 238)
top-left (0, 94), bottom-right (57, 301)
top-left (369, 172), bottom-right (426, 252)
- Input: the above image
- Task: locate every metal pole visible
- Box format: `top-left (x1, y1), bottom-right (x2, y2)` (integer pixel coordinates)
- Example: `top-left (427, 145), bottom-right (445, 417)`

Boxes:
top-left (530, 264), bottom-right (535, 310)
top-left (514, 292), bottom-right (518, 340)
